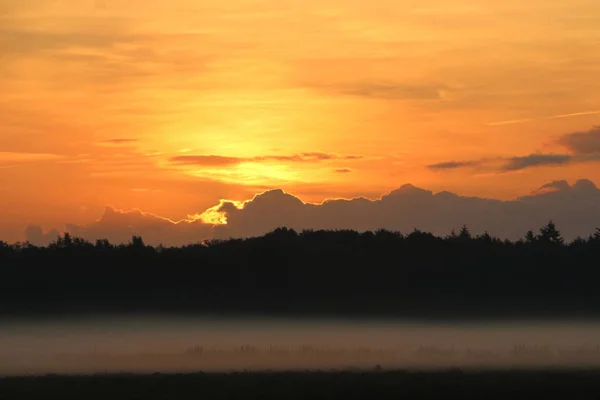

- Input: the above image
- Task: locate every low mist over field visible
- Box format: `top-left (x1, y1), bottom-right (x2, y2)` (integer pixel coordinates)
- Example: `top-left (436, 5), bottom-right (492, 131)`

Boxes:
top-left (3, 317), bottom-right (600, 375)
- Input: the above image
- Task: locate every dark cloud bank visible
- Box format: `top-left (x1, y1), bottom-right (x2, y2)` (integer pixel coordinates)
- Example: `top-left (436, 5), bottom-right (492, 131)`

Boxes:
top-left (428, 126), bottom-right (600, 172)
top-left (428, 153), bottom-right (599, 172)
top-left (25, 178), bottom-right (600, 246)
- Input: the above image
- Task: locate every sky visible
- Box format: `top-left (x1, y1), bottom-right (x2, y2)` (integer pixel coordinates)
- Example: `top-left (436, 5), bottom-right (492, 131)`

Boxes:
top-left (1, 0), bottom-right (600, 244)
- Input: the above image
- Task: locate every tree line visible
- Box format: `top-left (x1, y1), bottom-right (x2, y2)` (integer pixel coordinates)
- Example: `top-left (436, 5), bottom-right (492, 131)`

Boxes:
top-left (1, 221), bottom-right (600, 319)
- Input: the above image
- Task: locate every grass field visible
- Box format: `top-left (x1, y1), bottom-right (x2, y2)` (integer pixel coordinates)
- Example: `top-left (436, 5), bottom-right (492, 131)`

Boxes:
top-left (2, 369), bottom-right (600, 399)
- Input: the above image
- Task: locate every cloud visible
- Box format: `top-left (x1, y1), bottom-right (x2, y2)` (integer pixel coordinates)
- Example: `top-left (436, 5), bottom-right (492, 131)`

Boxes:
top-left (334, 168), bottom-right (353, 173)
top-left (210, 179), bottom-right (600, 243)
top-left (25, 179), bottom-right (600, 246)
top-left (0, 26), bottom-right (209, 88)
top-left (501, 154), bottom-right (573, 171)
top-left (488, 111), bottom-right (600, 126)
top-left (24, 225), bottom-right (61, 247)
top-left (100, 139), bottom-right (138, 145)
top-left (0, 152), bottom-right (62, 164)
top-left (532, 180), bottom-right (572, 195)
top-left (318, 81), bottom-right (451, 100)
top-left (429, 126), bottom-right (600, 172)
top-left (169, 155), bottom-right (241, 167)
top-left (557, 126), bottom-right (600, 155)
top-left (428, 152), bottom-right (600, 172)
top-left (343, 155), bottom-right (364, 160)
top-left (26, 207), bottom-right (214, 247)
top-left (169, 153), bottom-right (363, 166)
top-left (427, 160), bottom-right (482, 170)
top-left (0, 29), bottom-right (135, 55)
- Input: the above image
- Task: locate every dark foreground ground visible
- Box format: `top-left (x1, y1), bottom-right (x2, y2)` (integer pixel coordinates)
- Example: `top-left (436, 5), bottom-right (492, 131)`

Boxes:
top-left (2, 369), bottom-right (600, 399)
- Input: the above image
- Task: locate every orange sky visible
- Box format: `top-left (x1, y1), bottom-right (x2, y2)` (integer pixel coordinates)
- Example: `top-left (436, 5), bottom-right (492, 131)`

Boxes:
top-left (1, 0), bottom-right (600, 242)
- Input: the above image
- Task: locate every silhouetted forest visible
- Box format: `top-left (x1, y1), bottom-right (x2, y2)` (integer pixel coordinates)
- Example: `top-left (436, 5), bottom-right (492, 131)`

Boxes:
top-left (2, 221), bottom-right (600, 318)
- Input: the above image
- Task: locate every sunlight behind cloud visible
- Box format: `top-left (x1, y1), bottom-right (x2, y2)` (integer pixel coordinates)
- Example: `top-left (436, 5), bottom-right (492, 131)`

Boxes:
top-left (187, 162), bottom-right (304, 186)
top-left (191, 199), bottom-right (245, 225)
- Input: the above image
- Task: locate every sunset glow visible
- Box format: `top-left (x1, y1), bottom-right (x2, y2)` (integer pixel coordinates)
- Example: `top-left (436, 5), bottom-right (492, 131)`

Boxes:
top-left (1, 0), bottom-right (600, 243)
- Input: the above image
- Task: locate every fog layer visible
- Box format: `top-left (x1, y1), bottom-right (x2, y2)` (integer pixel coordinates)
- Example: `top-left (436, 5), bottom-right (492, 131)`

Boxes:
top-left (3, 317), bottom-right (600, 375)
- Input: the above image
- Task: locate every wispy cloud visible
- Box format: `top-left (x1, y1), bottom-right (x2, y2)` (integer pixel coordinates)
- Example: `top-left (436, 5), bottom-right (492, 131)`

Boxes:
top-left (56, 158), bottom-right (93, 164)
top-left (427, 160), bottom-right (482, 170)
top-left (170, 152), bottom-right (363, 166)
top-left (0, 152), bottom-right (62, 163)
top-left (169, 155), bottom-right (242, 167)
top-left (487, 118), bottom-right (535, 127)
top-left (502, 154), bottom-right (573, 171)
top-left (334, 168), bottom-right (353, 173)
top-left (488, 111), bottom-right (600, 126)
top-left (99, 139), bottom-right (138, 145)
top-left (428, 153), bottom-right (600, 172)
top-left (431, 125), bottom-right (600, 172)
top-left (314, 81), bottom-right (451, 100)
top-left (0, 29), bottom-right (142, 55)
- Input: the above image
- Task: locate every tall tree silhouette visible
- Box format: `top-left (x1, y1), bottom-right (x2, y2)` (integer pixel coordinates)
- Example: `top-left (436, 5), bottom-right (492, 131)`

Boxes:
top-left (130, 235), bottom-right (146, 248)
top-left (95, 239), bottom-right (112, 250)
top-left (51, 232), bottom-right (73, 248)
top-left (524, 230), bottom-right (536, 244)
top-left (538, 220), bottom-right (564, 246)
top-left (459, 225), bottom-right (472, 241)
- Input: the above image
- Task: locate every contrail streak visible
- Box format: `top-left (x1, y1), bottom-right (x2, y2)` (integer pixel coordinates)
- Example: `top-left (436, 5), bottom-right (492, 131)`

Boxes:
top-left (547, 110), bottom-right (600, 120)
top-left (487, 118), bottom-right (534, 126)
top-left (488, 110), bottom-right (600, 126)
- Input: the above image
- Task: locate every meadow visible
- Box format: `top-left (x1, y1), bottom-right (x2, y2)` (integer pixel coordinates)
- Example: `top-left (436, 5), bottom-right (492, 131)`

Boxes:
top-left (5, 343), bottom-right (600, 376)
top-left (3, 369), bottom-right (600, 399)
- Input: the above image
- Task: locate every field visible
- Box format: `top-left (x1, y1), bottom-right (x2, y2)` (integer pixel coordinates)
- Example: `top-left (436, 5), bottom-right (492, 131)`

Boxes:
top-left (3, 369), bottom-right (600, 399)
top-left (5, 344), bottom-right (600, 376)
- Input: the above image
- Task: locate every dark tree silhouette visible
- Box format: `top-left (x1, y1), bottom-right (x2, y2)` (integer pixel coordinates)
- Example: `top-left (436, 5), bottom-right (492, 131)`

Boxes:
top-left (447, 229), bottom-right (458, 241)
top-left (130, 235), bottom-right (146, 248)
top-left (524, 230), bottom-right (536, 244)
top-left (95, 239), bottom-right (112, 249)
top-left (459, 225), bottom-right (472, 241)
top-left (538, 220), bottom-right (564, 246)
top-left (477, 231), bottom-right (494, 244)
top-left (52, 232), bottom-right (73, 248)
top-left (0, 222), bottom-right (600, 319)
